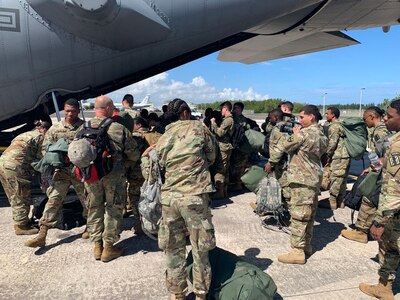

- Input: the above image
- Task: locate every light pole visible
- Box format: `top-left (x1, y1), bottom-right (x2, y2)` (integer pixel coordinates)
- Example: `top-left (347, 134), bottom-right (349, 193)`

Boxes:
top-left (359, 88), bottom-right (365, 117)
top-left (322, 92), bottom-right (327, 115)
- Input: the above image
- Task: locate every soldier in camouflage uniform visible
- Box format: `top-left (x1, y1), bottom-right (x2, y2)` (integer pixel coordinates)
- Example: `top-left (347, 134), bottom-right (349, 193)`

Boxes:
top-left (142, 98), bottom-right (217, 300)
top-left (278, 105), bottom-right (327, 265)
top-left (126, 117), bottom-right (161, 230)
top-left (210, 101), bottom-right (234, 199)
top-left (85, 96), bottom-right (140, 262)
top-left (359, 100), bottom-right (400, 300)
top-left (263, 109), bottom-right (290, 201)
top-left (0, 121), bottom-right (51, 235)
top-left (229, 102), bottom-right (249, 191)
top-left (342, 106), bottom-right (390, 243)
top-left (118, 94), bottom-right (139, 131)
top-left (25, 99), bottom-right (87, 248)
top-left (322, 107), bottom-right (350, 209)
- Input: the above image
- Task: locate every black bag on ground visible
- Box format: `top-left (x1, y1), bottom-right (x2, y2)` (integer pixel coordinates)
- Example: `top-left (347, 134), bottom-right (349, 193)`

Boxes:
top-left (187, 247), bottom-right (277, 300)
top-left (31, 195), bottom-right (86, 230)
top-left (343, 174), bottom-right (366, 211)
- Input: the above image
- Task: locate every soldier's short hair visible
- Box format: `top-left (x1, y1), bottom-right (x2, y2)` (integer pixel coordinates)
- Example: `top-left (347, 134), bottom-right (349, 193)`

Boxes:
top-left (133, 116), bottom-right (149, 128)
top-left (327, 107), bottom-right (340, 118)
top-left (64, 98), bottom-right (80, 109)
top-left (390, 99), bottom-right (400, 114)
top-left (220, 101), bottom-right (232, 111)
top-left (233, 102), bottom-right (244, 111)
top-left (123, 94), bottom-right (134, 106)
top-left (148, 112), bottom-right (159, 122)
top-left (34, 120), bottom-right (52, 130)
top-left (269, 109), bottom-right (284, 121)
top-left (301, 105), bottom-right (322, 121)
top-left (281, 101), bottom-right (294, 112)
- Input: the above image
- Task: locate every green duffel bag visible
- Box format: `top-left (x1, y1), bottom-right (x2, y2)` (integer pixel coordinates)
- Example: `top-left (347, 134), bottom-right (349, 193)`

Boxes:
top-left (357, 169), bottom-right (382, 207)
top-left (238, 129), bottom-right (266, 154)
top-left (187, 247), bottom-right (277, 300)
top-left (241, 165), bottom-right (267, 193)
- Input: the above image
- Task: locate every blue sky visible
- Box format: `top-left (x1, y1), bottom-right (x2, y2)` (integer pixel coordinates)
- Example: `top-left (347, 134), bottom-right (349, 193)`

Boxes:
top-left (109, 25), bottom-right (400, 107)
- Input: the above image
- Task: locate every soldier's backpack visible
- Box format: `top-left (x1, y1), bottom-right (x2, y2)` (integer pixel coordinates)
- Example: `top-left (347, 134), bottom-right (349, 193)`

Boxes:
top-left (238, 129), bottom-right (266, 154)
top-left (187, 247), bottom-right (277, 300)
top-left (138, 149), bottom-right (162, 240)
top-left (255, 176), bottom-right (283, 217)
top-left (68, 118), bottom-right (114, 182)
top-left (341, 119), bottom-right (368, 160)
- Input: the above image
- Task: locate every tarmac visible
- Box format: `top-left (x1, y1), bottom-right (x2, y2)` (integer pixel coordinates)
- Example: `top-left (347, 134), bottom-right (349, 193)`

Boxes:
top-left (1, 160), bottom-right (400, 299)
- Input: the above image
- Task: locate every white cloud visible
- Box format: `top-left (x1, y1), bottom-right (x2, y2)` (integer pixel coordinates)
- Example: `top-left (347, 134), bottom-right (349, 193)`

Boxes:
top-left (108, 72), bottom-right (269, 106)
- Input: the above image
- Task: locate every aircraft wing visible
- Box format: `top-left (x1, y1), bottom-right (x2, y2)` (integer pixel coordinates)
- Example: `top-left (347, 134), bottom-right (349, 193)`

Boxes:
top-left (218, 31), bottom-right (359, 64)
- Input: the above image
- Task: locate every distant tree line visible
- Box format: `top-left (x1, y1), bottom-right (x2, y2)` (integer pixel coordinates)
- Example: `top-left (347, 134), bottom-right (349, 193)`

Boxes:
top-left (197, 96), bottom-right (400, 114)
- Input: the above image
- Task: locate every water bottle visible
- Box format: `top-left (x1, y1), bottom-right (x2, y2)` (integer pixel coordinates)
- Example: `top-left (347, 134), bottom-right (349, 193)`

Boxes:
top-left (367, 148), bottom-right (382, 170)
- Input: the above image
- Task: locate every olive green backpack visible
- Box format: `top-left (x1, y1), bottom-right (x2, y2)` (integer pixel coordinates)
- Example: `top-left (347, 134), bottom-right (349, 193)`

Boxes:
top-left (187, 247), bottom-right (277, 300)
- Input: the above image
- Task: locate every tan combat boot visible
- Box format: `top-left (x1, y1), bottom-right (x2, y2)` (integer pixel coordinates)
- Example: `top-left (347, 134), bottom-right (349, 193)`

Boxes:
top-left (93, 241), bottom-right (103, 260)
top-left (195, 294), bottom-right (206, 300)
top-left (278, 248), bottom-right (306, 264)
top-left (24, 225), bottom-right (48, 248)
top-left (341, 229), bottom-right (368, 243)
top-left (14, 224), bottom-right (39, 235)
top-left (81, 227), bottom-right (90, 239)
top-left (328, 195), bottom-right (337, 210)
top-left (336, 195), bottom-right (345, 208)
top-left (101, 242), bottom-right (123, 262)
top-left (211, 182), bottom-right (225, 200)
top-left (359, 278), bottom-right (394, 300)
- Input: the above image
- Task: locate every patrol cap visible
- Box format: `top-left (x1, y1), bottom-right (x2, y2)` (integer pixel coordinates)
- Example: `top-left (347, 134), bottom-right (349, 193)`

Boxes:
top-left (68, 139), bottom-right (97, 169)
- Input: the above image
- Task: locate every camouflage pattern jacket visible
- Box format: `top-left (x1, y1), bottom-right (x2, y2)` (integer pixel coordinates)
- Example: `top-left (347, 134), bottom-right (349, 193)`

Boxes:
top-left (211, 115), bottom-right (234, 151)
top-left (283, 124), bottom-right (328, 187)
top-left (89, 116), bottom-right (140, 172)
top-left (374, 131), bottom-right (400, 224)
top-left (268, 123), bottom-right (289, 168)
top-left (117, 107), bottom-right (138, 132)
top-left (326, 120), bottom-right (349, 161)
top-left (0, 129), bottom-right (44, 171)
top-left (143, 120), bottom-right (217, 205)
top-left (368, 122), bottom-right (390, 152)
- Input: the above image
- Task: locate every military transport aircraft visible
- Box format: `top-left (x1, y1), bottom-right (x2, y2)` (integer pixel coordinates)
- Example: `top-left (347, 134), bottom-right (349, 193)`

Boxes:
top-left (0, 0), bottom-right (399, 132)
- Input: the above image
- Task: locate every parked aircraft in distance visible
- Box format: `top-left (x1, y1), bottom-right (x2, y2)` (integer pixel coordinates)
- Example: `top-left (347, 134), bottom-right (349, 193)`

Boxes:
top-left (0, 0), bottom-right (400, 133)
top-left (114, 95), bottom-right (154, 111)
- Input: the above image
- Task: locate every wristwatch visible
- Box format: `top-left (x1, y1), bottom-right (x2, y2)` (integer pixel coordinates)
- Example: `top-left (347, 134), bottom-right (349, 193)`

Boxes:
top-left (372, 220), bottom-right (384, 228)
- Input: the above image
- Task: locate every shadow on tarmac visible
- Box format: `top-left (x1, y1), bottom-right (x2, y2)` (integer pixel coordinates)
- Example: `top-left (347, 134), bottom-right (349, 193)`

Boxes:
top-left (239, 247), bottom-right (273, 271)
top-left (34, 233), bottom-right (81, 255)
top-left (312, 207), bottom-right (346, 254)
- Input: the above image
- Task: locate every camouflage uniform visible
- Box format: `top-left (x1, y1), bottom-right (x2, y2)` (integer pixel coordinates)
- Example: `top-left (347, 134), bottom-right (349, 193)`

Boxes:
top-left (325, 120), bottom-right (350, 200)
top-left (211, 115), bottom-right (234, 186)
top-left (372, 131), bottom-right (400, 281)
top-left (356, 122), bottom-right (390, 233)
top-left (283, 125), bottom-right (327, 250)
top-left (126, 128), bottom-right (161, 217)
top-left (229, 114), bottom-right (249, 188)
top-left (0, 130), bottom-right (44, 225)
top-left (39, 120), bottom-right (87, 228)
top-left (144, 120), bottom-right (217, 297)
top-left (118, 107), bottom-right (139, 132)
top-left (268, 123), bottom-right (290, 200)
top-left (85, 116), bottom-right (140, 244)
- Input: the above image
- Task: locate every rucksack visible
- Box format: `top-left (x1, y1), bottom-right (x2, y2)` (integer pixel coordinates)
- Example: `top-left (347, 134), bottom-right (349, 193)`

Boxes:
top-left (240, 165), bottom-right (267, 193)
top-left (138, 149), bottom-right (162, 240)
top-left (186, 247), bottom-right (277, 300)
top-left (238, 129), bottom-right (266, 154)
top-left (341, 119), bottom-right (368, 160)
top-left (68, 118), bottom-right (114, 182)
top-left (255, 176), bottom-right (283, 217)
